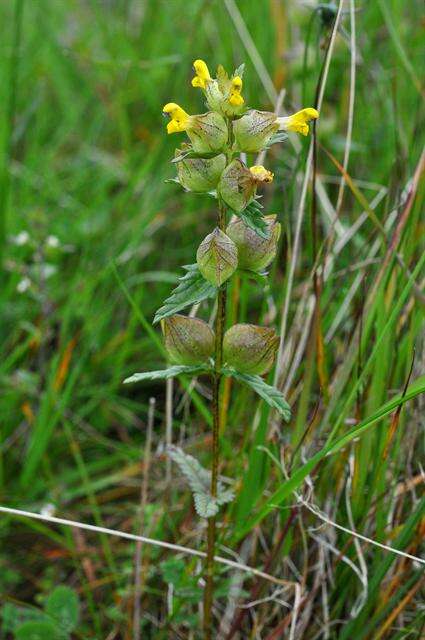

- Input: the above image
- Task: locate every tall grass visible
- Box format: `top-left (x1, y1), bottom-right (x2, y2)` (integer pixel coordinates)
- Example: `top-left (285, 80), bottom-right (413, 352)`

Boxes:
top-left (0, 1), bottom-right (424, 638)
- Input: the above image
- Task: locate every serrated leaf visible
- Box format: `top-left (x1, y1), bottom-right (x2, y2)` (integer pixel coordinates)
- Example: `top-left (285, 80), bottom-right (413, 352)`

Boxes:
top-left (124, 364), bottom-right (210, 384)
top-left (216, 488), bottom-right (235, 506)
top-left (222, 368), bottom-right (291, 421)
top-left (193, 493), bottom-right (219, 518)
top-left (169, 446), bottom-right (235, 518)
top-left (266, 131), bottom-right (289, 147)
top-left (153, 264), bottom-right (216, 324)
top-left (238, 202), bottom-right (269, 239)
top-left (168, 445), bottom-right (211, 494)
top-left (45, 586), bottom-right (80, 633)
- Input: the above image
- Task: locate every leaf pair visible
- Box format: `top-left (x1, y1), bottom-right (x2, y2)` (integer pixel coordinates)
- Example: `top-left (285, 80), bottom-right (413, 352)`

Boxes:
top-left (124, 366), bottom-right (291, 422)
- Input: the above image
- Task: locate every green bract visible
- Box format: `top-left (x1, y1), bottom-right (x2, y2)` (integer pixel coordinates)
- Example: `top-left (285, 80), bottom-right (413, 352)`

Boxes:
top-left (226, 214), bottom-right (281, 272)
top-left (161, 315), bottom-right (215, 365)
top-left (175, 150), bottom-right (226, 192)
top-left (233, 109), bottom-right (279, 152)
top-left (196, 228), bottom-right (238, 286)
top-left (223, 323), bottom-right (280, 375)
top-left (217, 159), bottom-right (257, 212)
top-left (187, 112), bottom-right (228, 153)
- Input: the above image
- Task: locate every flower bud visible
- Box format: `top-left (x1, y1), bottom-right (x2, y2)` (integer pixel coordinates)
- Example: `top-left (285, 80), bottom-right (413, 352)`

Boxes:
top-left (187, 112), bottom-right (228, 153)
top-left (223, 323), bottom-right (280, 375)
top-left (226, 215), bottom-right (281, 272)
top-left (202, 66), bottom-right (245, 117)
top-left (218, 160), bottom-right (273, 212)
top-left (161, 315), bottom-right (215, 365)
top-left (175, 149), bottom-right (226, 192)
top-left (233, 109), bottom-right (279, 152)
top-left (196, 228), bottom-right (238, 286)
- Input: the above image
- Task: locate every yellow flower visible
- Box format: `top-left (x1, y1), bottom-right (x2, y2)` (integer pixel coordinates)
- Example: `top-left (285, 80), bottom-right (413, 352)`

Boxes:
top-left (229, 76), bottom-right (244, 106)
top-left (249, 165), bottom-right (274, 183)
top-left (191, 59), bottom-right (211, 89)
top-left (162, 103), bottom-right (190, 134)
top-left (277, 108), bottom-right (319, 136)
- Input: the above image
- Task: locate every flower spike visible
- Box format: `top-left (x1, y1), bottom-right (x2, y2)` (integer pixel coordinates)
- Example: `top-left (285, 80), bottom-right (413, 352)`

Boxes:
top-left (162, 103), bottom-right (190, 134)
top-left (277, 107), bottom-right (319, 136)
top-left (191, 59), bottom-right (211, 89)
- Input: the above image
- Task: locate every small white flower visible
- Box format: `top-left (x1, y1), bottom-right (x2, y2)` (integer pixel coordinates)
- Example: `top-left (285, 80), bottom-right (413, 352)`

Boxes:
top-left (40, 503), bottom-right (56, 517)
top-left (46, 235), bottom-right (60, 248)
top-left (17, 277), bottom-right (31, 293)
top-left (12, 231), bottom-right (30, 246)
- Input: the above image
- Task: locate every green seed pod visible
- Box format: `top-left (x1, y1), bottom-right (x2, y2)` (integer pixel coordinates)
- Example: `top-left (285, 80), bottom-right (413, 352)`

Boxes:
top-left (223, 323), bottom-right (280, 375)
top-left (161, 315), bottom-right (215, 365)
top-left (187, 112), bottom-right (228, 153)
top-left (175, 150), bottom-right (226, 192)
top-left (233, 109), bottom-right (279, 152)
top-left (226, 214), bottom-right (281, 272)
top-left (196, 228), bottom-right (238, 286)
top-left (217, 159), bottom-right (256, 213)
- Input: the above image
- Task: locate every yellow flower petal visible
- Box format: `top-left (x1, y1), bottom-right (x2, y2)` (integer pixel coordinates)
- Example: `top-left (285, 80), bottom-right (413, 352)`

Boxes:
top-left (249, 165), bottom-right (274, 183)
top-left (162, 103), bottom-right (190, 134)
top-left (191, 59), bottom-right (211, 90)
top-left (229, 75), bottom-right (244, 106)
top-left (278, 107), bottom-right (319, 136)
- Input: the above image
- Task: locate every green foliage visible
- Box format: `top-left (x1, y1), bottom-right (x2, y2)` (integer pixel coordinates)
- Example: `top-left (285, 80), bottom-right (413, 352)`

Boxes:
top-left (123, 364), bottom-right (210, 384)
top-left (2, 587), bottom-right (79, 640)
top-left (222, 368), bottom-right (291, 421)
top-left (234, 201), bottom-right (269, 239)
top-left (15, 621), bottom-right (60, 640)
top-left (153, 264), bottom-right (217, 324)
top-left (1, 0), bottom-right (423, 636)
top-left (45, 586), bottom-right (80, 634)
top-left (168, 446), bottom-right (235, 518)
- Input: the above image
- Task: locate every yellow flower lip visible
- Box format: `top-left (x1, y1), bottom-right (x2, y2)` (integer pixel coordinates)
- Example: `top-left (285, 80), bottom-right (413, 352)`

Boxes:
top-left (229, 75), bottom-right (244, 106)
top-left (278, 107), bottom-right (319, 136)
top-left (249, 165), bottom-right (274, 183)
top-left (162, 103), bottom-right (190, 134)
top-left (191, 59), bottom-right (211, 89)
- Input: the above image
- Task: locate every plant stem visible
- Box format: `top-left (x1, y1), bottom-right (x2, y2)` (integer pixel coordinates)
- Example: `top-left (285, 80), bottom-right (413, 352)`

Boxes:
top-left (203, 198), bottom-right (227, 638)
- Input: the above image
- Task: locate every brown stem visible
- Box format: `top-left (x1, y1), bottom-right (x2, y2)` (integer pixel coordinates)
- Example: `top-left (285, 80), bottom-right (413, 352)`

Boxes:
top-left (203, 198), bottom-right (227, 638)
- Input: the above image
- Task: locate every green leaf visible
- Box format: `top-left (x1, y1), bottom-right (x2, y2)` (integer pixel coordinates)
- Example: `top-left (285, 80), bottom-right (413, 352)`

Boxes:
top-left (222, 368), bottom-right (291, 421)
top-left (15, 621), bottom-right (61, 640)
top-left (168, 445), bottom-right (210, 494)
top-left (153, 264), bottom-right (217, 324)
top-left (1, 605), bottom-right (47, 633)
top-left (168, 446), bottom-right (235, 518)
top-left (193, 493), bottom-right (219, 518)
top-left (45, 586), bottom-right (80, 633)
top-left (235, 201), bottom-right (269, 239)
top-left (124, 364), bottom-right (210, 384)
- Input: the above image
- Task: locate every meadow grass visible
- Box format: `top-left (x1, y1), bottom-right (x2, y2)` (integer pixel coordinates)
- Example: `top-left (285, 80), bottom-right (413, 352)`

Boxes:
top-left (0, 0), bottom-right (424, 638)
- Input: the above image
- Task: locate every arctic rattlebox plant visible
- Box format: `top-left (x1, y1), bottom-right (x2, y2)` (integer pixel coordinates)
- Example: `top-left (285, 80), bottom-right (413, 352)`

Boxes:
top-left (124, 58), bottom-right (318, 637)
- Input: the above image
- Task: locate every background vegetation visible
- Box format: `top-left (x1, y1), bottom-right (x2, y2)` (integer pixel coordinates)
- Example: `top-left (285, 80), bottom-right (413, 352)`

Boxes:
top-left (0, 0), bottom-right (424, 638)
